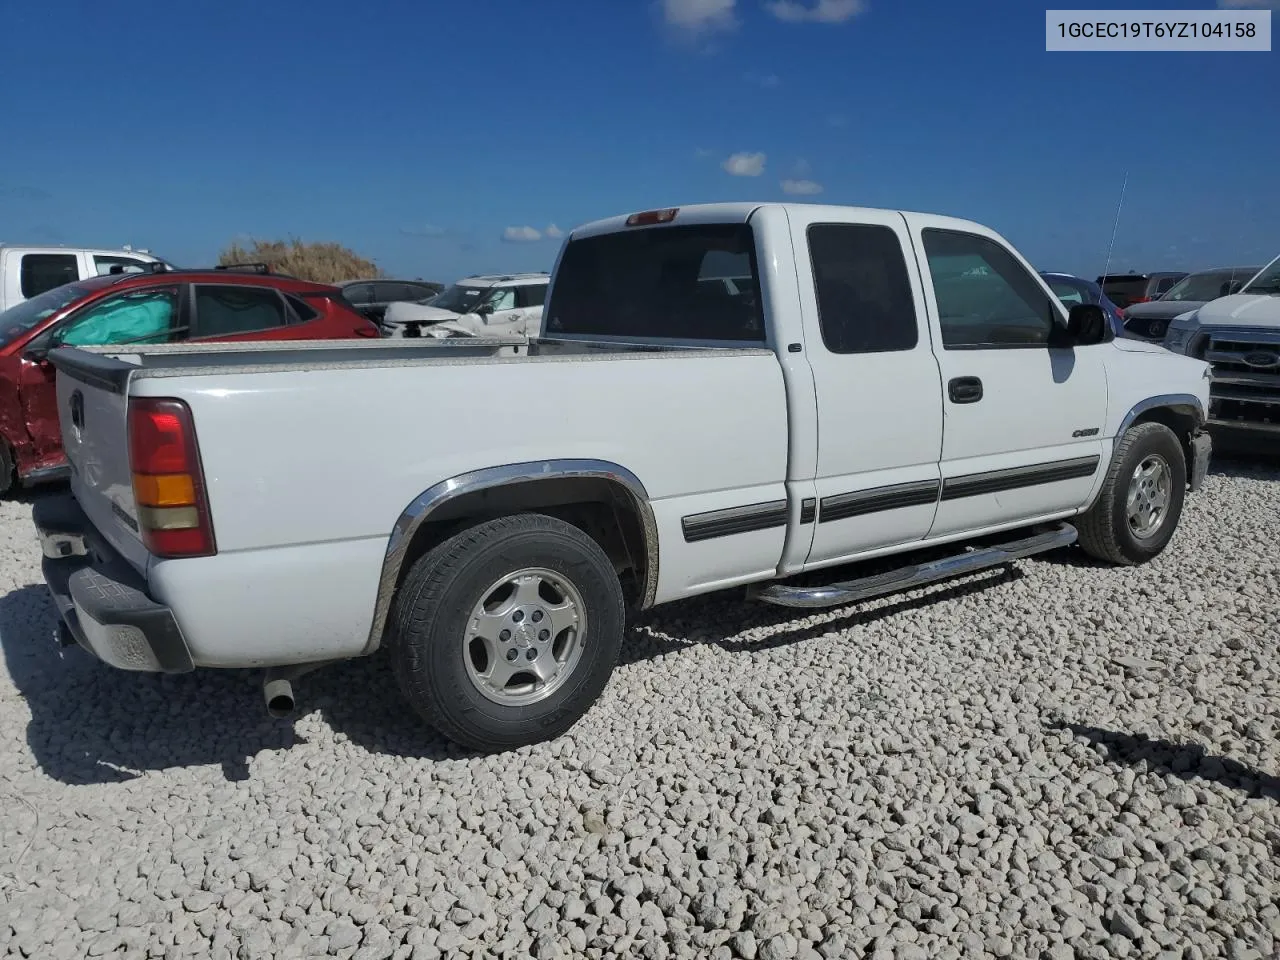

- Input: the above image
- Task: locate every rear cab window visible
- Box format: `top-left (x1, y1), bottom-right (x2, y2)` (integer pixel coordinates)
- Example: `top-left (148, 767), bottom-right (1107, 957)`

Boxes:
top-left (545, 223), bottom-right (764, 342)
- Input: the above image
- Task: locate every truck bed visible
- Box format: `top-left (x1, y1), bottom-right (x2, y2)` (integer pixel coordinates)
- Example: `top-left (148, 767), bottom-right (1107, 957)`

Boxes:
top-left (50, 334), bottom-right (792, 666)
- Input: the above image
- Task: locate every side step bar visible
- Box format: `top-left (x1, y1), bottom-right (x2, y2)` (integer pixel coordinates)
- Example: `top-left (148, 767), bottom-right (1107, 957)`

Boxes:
top-left (748, 522), bottom-right (1078, 610)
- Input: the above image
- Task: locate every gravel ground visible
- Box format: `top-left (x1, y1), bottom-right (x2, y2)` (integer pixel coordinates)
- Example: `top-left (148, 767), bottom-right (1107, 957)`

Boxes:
top-left (1, 459), bottom-right (1278, 960)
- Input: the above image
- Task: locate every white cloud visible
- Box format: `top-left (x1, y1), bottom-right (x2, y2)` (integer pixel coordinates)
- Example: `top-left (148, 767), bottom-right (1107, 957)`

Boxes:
top-left (722, 151), bottom-right (767, 176)
top-left (502, 225), bottom-right (542, 243)
top-left (545, 224), bottom-right (564, 239)
top-left (766, 0), bottom-right (866, 23)
top-left (781, 179), bottom-right (824, 195)
top-left (662, 0), bottom-right (737, 33)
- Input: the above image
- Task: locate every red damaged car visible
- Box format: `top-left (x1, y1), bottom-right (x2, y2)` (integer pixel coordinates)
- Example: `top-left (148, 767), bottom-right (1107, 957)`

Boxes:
top-left (0, 263), bottom-right (379, 494)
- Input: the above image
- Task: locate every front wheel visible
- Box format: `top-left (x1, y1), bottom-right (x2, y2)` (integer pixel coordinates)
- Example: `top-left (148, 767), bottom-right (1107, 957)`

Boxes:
top-left (388, 513), bottom-right (625, 752)
top-left (1077, 421), bottom-right (1186, 565)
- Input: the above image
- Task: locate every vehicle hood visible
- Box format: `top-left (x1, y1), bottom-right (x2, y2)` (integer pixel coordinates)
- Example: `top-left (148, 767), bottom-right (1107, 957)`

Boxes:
top-left (1112, 337), bottom-right (1173, 356)
top-left (1122, 299), bottom-right (1207, 321)
top-left (1192, 294), bottom-right (1280, 329)
top-left (381, 303), bottom-right (466, 326)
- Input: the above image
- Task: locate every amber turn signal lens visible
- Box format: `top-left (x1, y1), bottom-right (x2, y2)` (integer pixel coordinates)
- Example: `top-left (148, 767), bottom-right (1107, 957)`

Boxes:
top-left (132, 473), bottom-right (196, 507)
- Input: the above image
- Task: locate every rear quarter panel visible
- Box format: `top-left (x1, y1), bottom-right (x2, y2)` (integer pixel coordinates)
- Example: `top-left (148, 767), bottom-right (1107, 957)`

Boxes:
top-left (137, 350), bottom-right (791, 666)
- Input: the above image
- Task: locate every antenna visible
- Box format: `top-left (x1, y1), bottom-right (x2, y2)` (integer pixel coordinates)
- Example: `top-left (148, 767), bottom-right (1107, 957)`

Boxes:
top-left (1098, 170), bottom-right (1129, 284)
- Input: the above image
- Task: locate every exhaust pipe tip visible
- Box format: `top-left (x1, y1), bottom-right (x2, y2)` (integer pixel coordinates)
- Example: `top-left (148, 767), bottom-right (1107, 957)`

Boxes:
top-left (263, 678), bottom-right (295, 719)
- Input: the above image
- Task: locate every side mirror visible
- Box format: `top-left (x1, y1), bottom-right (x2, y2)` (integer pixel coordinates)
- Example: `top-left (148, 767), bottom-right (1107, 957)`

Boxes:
top-left (474, 303), bottom-right (493, 317)
top-left (1065, 303), bottom-right (1109, 345)
top-left (23, 343), bottom-right (49, 364)
top-left (1225, 281), bottom-right (1244, 296)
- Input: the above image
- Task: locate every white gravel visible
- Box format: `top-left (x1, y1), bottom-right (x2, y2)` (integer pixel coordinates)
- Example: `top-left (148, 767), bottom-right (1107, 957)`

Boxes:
top-left (1, 459), bottom-right (1278, 960)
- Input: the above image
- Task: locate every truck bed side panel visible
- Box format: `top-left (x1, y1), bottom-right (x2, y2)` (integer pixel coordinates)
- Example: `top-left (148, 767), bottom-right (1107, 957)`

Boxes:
top-left (129, 351), bottom-right (790, 660)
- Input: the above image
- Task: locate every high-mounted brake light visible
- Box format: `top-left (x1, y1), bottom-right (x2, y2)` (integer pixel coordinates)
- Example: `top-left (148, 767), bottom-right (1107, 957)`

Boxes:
top-left (626, 208), bottom-right (679, 227)
top-left (128, 397), bottom-right (216, 558)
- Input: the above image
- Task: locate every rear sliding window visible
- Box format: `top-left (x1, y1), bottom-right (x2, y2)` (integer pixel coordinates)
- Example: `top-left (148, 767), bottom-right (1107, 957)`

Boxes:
top-left (544, 223), bottom-right (764, 342)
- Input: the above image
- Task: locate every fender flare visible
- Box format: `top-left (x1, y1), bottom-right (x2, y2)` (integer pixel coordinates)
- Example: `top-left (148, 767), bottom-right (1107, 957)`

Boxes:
top-left (1115, 393), bottom-right (1205, 437)
top-left (365, 459), bottom-right (658, 652)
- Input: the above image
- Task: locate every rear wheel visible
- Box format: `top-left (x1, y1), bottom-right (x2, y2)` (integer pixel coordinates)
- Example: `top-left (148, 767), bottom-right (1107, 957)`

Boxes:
top-left (1077, 421), bottom-right (1186, 565)
top-left (388, 513), bottom-right (625, 752)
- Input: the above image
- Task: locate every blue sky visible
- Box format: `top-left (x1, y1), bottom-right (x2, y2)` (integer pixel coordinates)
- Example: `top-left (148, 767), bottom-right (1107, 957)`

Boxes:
top-left (1, 0), bottom-right (1276, 283)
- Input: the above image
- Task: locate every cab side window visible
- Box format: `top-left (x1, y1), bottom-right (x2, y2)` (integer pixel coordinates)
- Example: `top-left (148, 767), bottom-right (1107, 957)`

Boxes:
top-left (807, 224), bottom-right (919, 354)
top-left (517, 284), bottom-right (547, 309)
top-left (20, 254), bottom-right (79, 298)
top-left (485, 287), bottom-right (517, 312)
top-left (55, 288), bottom-right (181, 347)
top-left (922, 229), bottom-right (1058, 349)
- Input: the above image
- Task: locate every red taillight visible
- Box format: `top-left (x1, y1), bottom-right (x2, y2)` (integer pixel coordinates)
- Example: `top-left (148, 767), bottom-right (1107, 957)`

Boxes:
top-left (626, 208), bottom-right (679, 227)
top-left (1131, 296), bottom-right (1150, 304)
top-left (128, 397), bottom-right (216, 558)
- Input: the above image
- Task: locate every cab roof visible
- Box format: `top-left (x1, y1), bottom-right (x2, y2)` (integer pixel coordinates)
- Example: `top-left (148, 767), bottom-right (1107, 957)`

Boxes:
top-left (568, 202), bottom-right (999, 241)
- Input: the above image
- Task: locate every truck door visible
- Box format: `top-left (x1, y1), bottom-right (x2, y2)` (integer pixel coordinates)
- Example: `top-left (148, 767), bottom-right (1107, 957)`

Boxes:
top-left (785, 207), bottom-right (945, 570)
top-left (905, 216), bottom-right (1108, 539)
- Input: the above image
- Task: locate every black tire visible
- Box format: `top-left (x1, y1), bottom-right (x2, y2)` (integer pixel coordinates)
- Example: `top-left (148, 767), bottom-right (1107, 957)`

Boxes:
top-left (387, 513), bottom-right (625, 752)
top-left (1077, 421), bottom-right (1186, 565)
top-left (0, 440), bottom-right (14, 498)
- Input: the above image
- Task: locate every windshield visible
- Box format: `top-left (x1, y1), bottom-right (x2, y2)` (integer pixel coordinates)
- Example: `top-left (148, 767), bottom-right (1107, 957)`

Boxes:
top-left (1162, 269), bottom-right (1257, 303)
top-left (0, 281), bottom-right (95, 348)
top-left (430, 284), bottom-right (488, 313)
top-left (1241, 256), bottom-right (1280, 295)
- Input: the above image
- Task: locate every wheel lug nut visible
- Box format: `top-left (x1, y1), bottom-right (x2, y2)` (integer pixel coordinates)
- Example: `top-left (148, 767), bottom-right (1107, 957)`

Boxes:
top-left (539, 629), bottom-right (550, 641)
top-left (506, 649), bottom-right (518, 661)
top-left (499, 629), bottom-right (511, 641)
top-left (526, 649), bottom-right (537, 661)
top-left (531, 610), bottom-right (544, 622)
top-left (512, 610), bottom-right (524, 623)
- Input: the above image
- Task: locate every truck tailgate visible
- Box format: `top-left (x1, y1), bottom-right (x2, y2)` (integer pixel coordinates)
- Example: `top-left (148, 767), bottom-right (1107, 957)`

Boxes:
top-left (54, 359), bottom-right (151, 575)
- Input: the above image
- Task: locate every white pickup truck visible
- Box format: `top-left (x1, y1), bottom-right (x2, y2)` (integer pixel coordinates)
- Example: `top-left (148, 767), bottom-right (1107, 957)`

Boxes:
top-left (1163, 252), bottom-right (1280, 441)
top-left (36, 202), bottom-right (1213, 752)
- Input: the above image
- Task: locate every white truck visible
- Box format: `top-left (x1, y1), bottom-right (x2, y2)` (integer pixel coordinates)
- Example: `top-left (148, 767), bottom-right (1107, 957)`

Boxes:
top-left (36, 202), bottom-right (1213, 752)
top-left (1163, 253), bottom-right (1280, 440)
top-left (0, 244), bottom-right (166, 310)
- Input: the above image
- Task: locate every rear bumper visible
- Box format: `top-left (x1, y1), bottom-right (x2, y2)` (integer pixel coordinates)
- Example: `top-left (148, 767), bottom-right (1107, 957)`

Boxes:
top-left (33, 493), bottom-right (193, 673)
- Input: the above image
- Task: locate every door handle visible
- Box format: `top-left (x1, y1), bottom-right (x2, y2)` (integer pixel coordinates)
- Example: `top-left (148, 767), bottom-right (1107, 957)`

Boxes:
top-left (948, 376), bottom-right (983, 404)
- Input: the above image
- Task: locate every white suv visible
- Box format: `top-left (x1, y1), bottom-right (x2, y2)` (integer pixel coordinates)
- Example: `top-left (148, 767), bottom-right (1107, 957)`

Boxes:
top-left (380, 273), bottom-right (549, 339)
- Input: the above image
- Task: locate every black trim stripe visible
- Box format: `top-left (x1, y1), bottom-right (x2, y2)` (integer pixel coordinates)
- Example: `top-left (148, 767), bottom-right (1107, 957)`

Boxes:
top-left (819, 479), bottom-right (940, 524)
top-left (800, 498), bottom-right (817, 524)
top-left (942, 455), bottom-right (1100, 501)
top-left (682, 500), bottom-right (788, 543)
